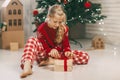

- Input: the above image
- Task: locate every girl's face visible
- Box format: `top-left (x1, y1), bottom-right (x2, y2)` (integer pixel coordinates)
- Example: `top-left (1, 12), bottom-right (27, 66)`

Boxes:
top-left (48, 14), bottom-right (64, 29)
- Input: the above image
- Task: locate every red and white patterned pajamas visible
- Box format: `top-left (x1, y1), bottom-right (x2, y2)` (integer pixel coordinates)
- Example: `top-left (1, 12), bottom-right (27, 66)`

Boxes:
top-left (21, 22), bottom-right (89, 69)
top-left (21, 37), bottom-right (89, 69)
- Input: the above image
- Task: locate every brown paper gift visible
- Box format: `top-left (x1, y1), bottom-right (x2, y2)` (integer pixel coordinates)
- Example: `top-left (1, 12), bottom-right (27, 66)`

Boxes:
top-left (54, 59), bottom-right (73, 71)
top-left (10, 42), bottom-right (19, 51)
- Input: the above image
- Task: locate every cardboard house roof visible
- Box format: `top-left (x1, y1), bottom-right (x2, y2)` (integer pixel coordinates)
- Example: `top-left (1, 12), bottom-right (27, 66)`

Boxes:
top-left (2, 0), bottom-right (23, 7)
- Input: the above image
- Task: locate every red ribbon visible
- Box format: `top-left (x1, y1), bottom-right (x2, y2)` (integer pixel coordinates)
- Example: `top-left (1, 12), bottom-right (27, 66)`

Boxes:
top-left (59, 55), bottom-right (68, 71)
top-left (64, 58), bottom-right (67, 71)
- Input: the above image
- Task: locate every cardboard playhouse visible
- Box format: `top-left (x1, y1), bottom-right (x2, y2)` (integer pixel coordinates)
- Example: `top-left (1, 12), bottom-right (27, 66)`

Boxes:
top-left (92, 36), bottom-right (105, 49)
top-left (0, 0), bottom-right (24, 50)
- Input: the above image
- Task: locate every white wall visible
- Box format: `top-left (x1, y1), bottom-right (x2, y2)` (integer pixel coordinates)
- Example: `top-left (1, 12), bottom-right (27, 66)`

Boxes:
top-left (86, 0), bottom-right (120, 45)
top-left (21, 0), bottom-right (37, 41)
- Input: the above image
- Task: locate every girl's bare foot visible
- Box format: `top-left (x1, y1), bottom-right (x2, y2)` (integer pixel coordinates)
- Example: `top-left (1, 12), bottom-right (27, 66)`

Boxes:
top-left (20, 70), bottom-right (32, 78)
top-left (20, 60), bottom-right (33, 78)
top-left (39, 57), bottom-right (55, 66)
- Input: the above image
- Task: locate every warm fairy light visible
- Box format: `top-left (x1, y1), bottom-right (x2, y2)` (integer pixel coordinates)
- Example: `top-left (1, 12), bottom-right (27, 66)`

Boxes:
top-left (103, 33), bottom-right (106, 36)
top-left (100, 28), bottom-right (103, 31)
top-left (72, 17), bottom-right (74, 20)
top-left (78, 0), bottom-right (81, 2)
top-left (89, 21), bottom-right (91, 23)
top-left (99, 22), bottom-right (102, 25)
top-left (43, 16), bottom-right (46, 19)
top-left (101, 22), bottom-right (104, 24)
top-left (100, 19), bottom-right (103, 21)
top-left (98, 20), bottom-right (107, 37)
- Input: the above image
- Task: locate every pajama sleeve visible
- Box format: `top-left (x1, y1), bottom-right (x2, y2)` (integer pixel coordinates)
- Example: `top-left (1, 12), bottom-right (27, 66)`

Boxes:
top-left (37, 31), bottom-right (52, 55)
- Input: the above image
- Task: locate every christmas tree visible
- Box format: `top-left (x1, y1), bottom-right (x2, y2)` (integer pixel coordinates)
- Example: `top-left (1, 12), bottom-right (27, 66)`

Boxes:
top-left (32, 0), bottom-right (106, 32)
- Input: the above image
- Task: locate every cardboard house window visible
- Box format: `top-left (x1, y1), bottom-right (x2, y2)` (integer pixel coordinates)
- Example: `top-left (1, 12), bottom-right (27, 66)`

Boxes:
top-left (8, 10), bottom-right (12, 15)
top-left (9, 19), bottom-right (12, 26)
top-left (13, 9), bottom-right (16, 15)
top-left (12, 2), bottom-right (18, 5)
top-left (18, 9), bottom-right (21, 15)
top-left (14, 19), bottom-right (17, 26)
top-left (18, 19), bottom-right (22, 26)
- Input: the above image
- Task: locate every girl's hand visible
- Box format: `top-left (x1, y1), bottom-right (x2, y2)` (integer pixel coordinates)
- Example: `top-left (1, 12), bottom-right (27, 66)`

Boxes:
top-left (48, 49), bottom-right (60, 58)
top-left (64, 51), bottom-right (73, 58)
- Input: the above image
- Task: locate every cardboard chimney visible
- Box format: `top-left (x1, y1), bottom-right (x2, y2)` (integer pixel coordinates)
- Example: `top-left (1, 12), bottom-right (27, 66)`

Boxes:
top-left (0, 0), bottom-right (24, 49)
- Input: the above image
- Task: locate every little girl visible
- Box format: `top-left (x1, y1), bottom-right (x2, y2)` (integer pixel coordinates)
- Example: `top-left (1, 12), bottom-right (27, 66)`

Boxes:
top-left (20, 4), bottom-right (89, 78)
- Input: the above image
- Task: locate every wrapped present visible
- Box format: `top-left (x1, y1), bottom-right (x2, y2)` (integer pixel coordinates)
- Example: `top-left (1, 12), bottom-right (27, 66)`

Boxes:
top-left (10, 42), bottom-right (19, 51)
top-left (54, 59), bottom-right (73, 71)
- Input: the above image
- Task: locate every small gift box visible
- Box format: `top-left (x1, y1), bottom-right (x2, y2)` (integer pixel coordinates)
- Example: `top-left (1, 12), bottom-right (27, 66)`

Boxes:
top-left (54, 59), bottom-right (73, 71)
top-left (10, 42), bottom-right (19, 51)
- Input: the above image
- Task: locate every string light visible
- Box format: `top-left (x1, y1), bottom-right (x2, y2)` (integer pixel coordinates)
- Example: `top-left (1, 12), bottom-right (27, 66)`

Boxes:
top-left (100, 28), bottom-right (103, 31)
top-left (43, 16), bottom-right (46, 19)
top-left (81, 0), bottom-right (83, 2)
top-left (68, 0), bottom-right (70, 2)
top-left (94, 19), bottom-right (96, 22)
top-left (98, 19), bottom-right (106, 36)
top-left (113, 47), bottom-right (117, 56)
top-left (101, 22), bottom-right (104, 24)
top-left (100, 19), bottom-right (103, 21)
top-left (37, 17), bottom-right (39, 19)
top-left (96, 9), bottom-right (101, 11)
top-left (89, 21), bottom-right (91, 23)
top-left (72, 17), bottom-right (74, 20)
top-left (85, 9), bottom-right (90, 12)
top-left (113, 51), bottom-right (117, 56)
top-left (103, 33), bottom-right (106, 36)
top-left (78, 0), bottom-right (81, 2)
top-left (98, 19), bottom-right (117, 55)
top-left (99, 22), bottom-right (102, 25)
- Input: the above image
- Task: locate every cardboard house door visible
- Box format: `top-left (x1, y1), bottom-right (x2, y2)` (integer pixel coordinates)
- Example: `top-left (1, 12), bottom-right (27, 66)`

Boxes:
top-left (69, 23), bottom-right (86, 39)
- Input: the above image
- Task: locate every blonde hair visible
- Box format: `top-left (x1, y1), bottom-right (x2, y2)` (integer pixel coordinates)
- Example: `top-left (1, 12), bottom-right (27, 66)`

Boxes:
top-left (46, 4), bottom-right (66, 44)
